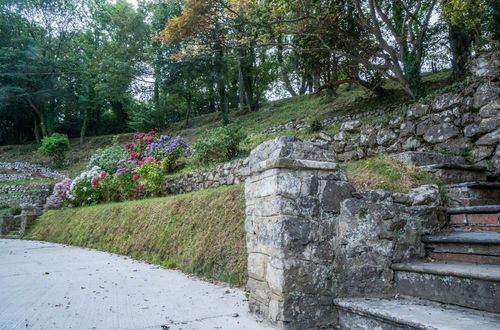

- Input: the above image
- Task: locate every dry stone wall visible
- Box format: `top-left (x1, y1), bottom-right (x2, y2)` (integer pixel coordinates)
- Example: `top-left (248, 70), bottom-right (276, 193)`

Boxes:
top-left (0, 162), bottom-right (66, 181)
top-left (162, 158), bottom-right (250, 195)
top-left (314, 52), bottom-right (500, 173)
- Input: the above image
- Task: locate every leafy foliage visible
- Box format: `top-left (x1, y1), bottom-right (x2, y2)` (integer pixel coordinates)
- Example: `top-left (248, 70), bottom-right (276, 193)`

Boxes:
top-left (38, 133), bottom-right (70, 167)
top-left (192, 127), bottom-right (245, 165)
top-left (89, 146), bottom-right (128, 173)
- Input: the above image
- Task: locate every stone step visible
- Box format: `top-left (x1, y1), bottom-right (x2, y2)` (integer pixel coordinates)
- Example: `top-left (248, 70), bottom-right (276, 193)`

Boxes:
top-left (334, 297), bottom-right (500, 330)
top-left (449, 211), bottom-right (500, 233)
top-left (447, 205), bottom-right (500, 214)
top-left (423, 231), bottom-right (500, 244)
top-left (392, 261), bottom-right (500, 313)
top-left (418, 164), bottom-right (489, 184)
top-left (446, 182), bottom-right (500, 208)
top-left (424, 232), bottom-right (500, 265)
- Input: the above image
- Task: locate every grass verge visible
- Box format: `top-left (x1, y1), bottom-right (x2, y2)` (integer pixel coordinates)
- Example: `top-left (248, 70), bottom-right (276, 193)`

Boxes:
top-left (345, 155), bottom-right (445, 195)
top-left (24, 185), bottom-right (247, 286)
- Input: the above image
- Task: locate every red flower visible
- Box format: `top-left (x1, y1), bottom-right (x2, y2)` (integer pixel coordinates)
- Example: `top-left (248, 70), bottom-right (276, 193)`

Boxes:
top-left (143, 137), bottom-right (155, 145)
top-left (157, 160), bottom-right (162, 165)
top-left (138, 184), bottom-right (145, 192)
top-left (91, 177), bottom-right (99, 188)
top-left (138, 161), bottom-right (144, 166)
top-left (100, 171), bottom-right (107, 179)
top-left (132, 174), bottom-right (140, 181)
top-left (147, 130), bottom-right (156, 136)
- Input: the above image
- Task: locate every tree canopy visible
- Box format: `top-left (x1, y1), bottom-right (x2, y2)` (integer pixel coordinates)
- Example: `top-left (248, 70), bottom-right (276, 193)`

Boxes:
top-left (0, 0), bottom-right (497, 145)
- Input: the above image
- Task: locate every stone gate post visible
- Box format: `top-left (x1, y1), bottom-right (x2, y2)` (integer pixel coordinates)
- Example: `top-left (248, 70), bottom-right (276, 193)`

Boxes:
top-left (245, 136), bottom-right (354, 329)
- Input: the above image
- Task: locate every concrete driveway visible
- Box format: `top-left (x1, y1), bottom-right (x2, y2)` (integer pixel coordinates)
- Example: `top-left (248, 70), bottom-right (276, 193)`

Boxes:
top-left (0, 239), bottom-right (273, 330)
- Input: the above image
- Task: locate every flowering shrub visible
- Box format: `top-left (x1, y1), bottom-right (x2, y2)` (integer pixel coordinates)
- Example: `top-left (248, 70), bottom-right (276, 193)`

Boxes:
top-left (49, 131), bottom-right (189, 208)
top-left (51, 178), bottom-right (73, 206)
top-left (89, 146), bottom-right (128, 173)
top-left (135, 160), bottom-right (165, 196)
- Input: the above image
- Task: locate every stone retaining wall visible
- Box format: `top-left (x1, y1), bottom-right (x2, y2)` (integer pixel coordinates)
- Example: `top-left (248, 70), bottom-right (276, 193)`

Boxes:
top-left (243, 136), bottom-right (445, 329)
top-left (162, 158), bottom-right (250, 195)
top-left (0, 162), bottom-right (66, 181)
top-left (0, 191), bottom-right (50, 207)
top-left (252, 108), bottom-right (386, 136)
top-left (0, 184), bottom-right (52, 195)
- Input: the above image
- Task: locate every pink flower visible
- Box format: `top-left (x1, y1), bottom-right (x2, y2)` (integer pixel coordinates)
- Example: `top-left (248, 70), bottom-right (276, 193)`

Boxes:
top-left (147, 130), bottom-right (156, 136)
top-left (143, 137), bottom-right (155, 145)
top-left (133, 133), bottom-right (145, 140)
top-left (129, 151), bottom-right (140, 160)
top-left (138, 184), bottom-right (145, 192)
top-left (157, 160), bottom-right (162, 165)
top-left (100, 171), bottom-right (107, 179)
top-left (138, 161), bottom-right (144, 166)
top-left (91, 177), bottom-right (99, 188)
top-left (132, 174), bottom-right (140, 181)
top-left (124, 143), bottom-right (133, 149)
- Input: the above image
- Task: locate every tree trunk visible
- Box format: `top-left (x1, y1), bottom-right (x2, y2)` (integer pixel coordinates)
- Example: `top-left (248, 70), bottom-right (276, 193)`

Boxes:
top-left (33, 116), bottom-right (40, 144)
top-left (110, 100), bottom-right (127, 132)
top-left (215, 46), bottom-right (229, 125)
top-left (80, 108), bottom-right (88, 147)
top-left (184, 96), bottom-right (192, 128)
top-left (449, 24), bottom-right (471, 81)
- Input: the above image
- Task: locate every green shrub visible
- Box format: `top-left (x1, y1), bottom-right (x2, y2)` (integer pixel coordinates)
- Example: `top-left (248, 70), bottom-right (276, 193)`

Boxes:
top-left (192, 126), bottom-right (245, 165)
top-left (38, 133), bottom-right (70, 168)
top-left (135, 161), bottom-right (165, 196)
top-left (89, 146), bottom-right (128, 173)
top-left (308, 118), bottom-right (323, 133)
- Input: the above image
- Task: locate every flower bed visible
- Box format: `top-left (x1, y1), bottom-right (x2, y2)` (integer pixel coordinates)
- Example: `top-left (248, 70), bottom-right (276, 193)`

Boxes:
top-left (49, 131), bottom-right (188, 207)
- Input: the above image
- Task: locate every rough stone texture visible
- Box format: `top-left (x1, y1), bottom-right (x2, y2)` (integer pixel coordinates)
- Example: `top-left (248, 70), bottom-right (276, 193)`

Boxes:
top-left (245, 136), bottom-right (354, 330)
top-left (162, 158), bottom-right (249, 195)
top-left (333, 189), bottom-right (446, 297)
top-left (389, 151), bottom-right (466, 166)
top-left (335, 297), bottom-right (500, 330)
top-left (469, 51), bottom-right (500, 80)
top-left (395, 266), bottom-right (499, 313)
top-left (0, 162), bottom-right (66, 181)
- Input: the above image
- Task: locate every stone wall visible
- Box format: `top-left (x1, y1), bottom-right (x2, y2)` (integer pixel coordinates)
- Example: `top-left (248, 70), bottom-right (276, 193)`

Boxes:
top-left (244, 136), bottom-right (445, 329)
top-left (0, 184), bottom-right (52, 195)
top-left (313, 52), bottom-right (500, 172)
top-left (252, 108), bottom-right (386, 136)
top-left (333, 186), bottom-right (446, 298)
top-left (162, 158), bottom-right (250, 195)
top-left (0, 162), bottom-right (66, 181)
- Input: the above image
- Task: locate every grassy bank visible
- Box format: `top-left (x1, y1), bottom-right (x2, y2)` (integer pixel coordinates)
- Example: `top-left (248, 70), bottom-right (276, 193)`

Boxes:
top-left (25, 185), bottom-right (247, 286)
top-left (344, 155), bottom-right (445, 195)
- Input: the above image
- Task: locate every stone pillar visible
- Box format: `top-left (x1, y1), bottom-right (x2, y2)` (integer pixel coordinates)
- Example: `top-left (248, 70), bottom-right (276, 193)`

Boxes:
top-left (245, 136), bottom-right (354, 329)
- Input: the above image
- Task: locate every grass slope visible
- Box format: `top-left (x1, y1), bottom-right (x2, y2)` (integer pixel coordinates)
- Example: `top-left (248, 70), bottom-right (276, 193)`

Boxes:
top-left (25, 185), bottom-right (247, 286)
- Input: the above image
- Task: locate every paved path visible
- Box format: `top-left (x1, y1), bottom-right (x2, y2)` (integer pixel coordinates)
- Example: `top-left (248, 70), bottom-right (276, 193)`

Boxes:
top-left (0, 240), bottom-right (273, 330)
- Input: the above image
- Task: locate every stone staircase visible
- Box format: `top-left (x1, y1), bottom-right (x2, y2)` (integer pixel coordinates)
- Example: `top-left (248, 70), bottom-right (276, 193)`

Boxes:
top-left (334, 152), bottom-right (500, 329)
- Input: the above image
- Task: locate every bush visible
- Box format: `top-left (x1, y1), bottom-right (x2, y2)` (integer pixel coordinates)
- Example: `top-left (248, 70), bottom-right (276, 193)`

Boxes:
top-left (192, 126), bottom-right (244, 165)
top-left (308, 118), bottom-right (323, 132)
top-left (89, 146), bottom-right (128, 173)
top-left (38, 133), bottom-right (70, 168)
